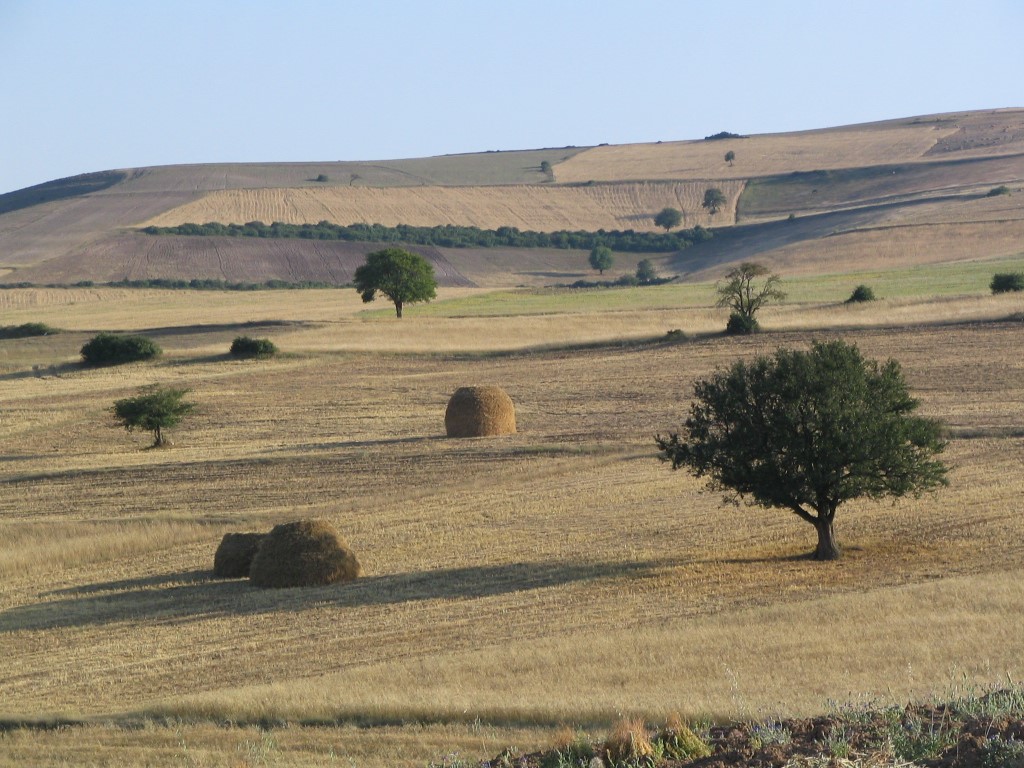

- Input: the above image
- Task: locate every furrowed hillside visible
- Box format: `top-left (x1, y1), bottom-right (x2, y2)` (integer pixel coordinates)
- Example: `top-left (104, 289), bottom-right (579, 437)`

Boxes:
top-left (1, 108), bottom-right (1022, 287)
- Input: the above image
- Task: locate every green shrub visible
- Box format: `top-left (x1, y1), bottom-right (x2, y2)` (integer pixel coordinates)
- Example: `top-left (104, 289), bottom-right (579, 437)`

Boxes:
top-left (230, 336), bottom-right (277, 358)
top-left (986, 185), bottom-right (1011, 197)
top-left (981, 736), bottom-right (1024, 768)
top-left (725, 312), bottom-right (759, 335)
top-left (636, 259), bottom-right (657, 282)
top-left (0, 322), bottom-right (60, 339)
top-left (991, 272), bottom-right (1024, 293)
top-left (657, 716), bottom-right (711, 761)
top-left (846, 284), bottom-right (876, 303)
top-left (314, 173), bottom-right (329, 182)
top-left (81, 333), bottom-right (161, 365)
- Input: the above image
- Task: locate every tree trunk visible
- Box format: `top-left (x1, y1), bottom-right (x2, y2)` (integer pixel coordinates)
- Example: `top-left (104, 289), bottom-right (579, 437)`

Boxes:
top-left (153, 426), bottom-right (164, 447)
top-left (395, 300), bottom-right (403, 318)
top-left (813, 517), bottom-right (840, 560)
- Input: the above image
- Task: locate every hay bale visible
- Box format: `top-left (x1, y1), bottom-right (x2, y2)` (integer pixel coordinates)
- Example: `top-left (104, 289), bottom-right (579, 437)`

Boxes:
top-left (445, 385), bottom-right (516, 437)
top-left (213, 532), bottom-right (266, 578)
top-left (249, 519), bottom-right (361, 589)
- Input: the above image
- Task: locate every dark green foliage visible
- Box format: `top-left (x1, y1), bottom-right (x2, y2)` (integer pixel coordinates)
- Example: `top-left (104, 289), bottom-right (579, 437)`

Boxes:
top-left (112, 385), bottom-right (195, 447)
top-left (991, 272), bottom-right (1024, 293)
top-left (705, 131), bottom-right (744, 140)
top-left (702, 187), bottom-right (727, 215)
top-left (725, 311), bottom-right (759, 335)
top-left (986, 185), bottom-right (1011, 197)
top-left (230, 336), bottom-right (277, 358)
top-left (715, 262), bottom-right (785, 329)
top-left (141, 220), bottom-right (712, 254)
top-left (539, 160), bottom-right (553, 178)
top-left (724, 150), bottom-right (735, 165)
top-left (588, 245), bottom-right (614, 274)
top-left (0, 322), bottom-right (59, 339)
top-left (80, 333), bottom-right (161, 366)
top-left (653, 207), bottom-right (682, 231)
top-left (846, 284), bottom-right (877, 303)
top-left (656, 340), bottom-right (948, 560)
top-left (635, 258), bottom-right (657, 282)
top-left (353, 247), bottom-right (438, 318)
top-left (314, 174), bottom-right (329, 182)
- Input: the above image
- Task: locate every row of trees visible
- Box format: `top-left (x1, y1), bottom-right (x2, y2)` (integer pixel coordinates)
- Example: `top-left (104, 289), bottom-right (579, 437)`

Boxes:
top-left (142, 221), bottom-right (712, 254)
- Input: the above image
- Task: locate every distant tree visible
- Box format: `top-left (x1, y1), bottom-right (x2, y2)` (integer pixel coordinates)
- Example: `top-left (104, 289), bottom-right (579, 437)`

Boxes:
top-left (540, 160), bottom-right (553, 179)
top-left (353, 247), bottom-right (438, 318)
top-left (702, 188), bottom-right (727, 216)
top-left (81, 333), bottom-right (161, 366)
top-left (724, 150), bottom-right (735, 166)
top-left (846, 285), bottom-right (876, 303)
top-left (636, 259), bottom-right (657, 282)
top-left (990, 272), bottom-right (1024, 293)
top-left (715, 262), bottom-right (785, 334)
top-left (654, 207), bottom-right (683, 231)
top-left (349, 173), bottom-right (362, 186)
top-left (588, 245), bottom-right (614, 275)
top-left (112, 385), bottom-right (195, 448)
top-left (986, 185), bottom-right (1011, 197)
top-left (314, 174), bottom-right (329, 182)
top-left (655, 340), bottom-right (948, 560)
top-left (230, 336), bottom-right (277, 358)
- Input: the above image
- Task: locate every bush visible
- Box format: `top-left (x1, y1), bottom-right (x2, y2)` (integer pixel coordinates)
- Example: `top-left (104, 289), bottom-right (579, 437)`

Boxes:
top-left (81, 333), bottom-right (161, 365)
top-left (991, 272), bottom-right (1024, 293)
top-left (846, 284), bottom-right (876, 303)
top-left (986, 185), bottom-right (1011, 197)
top-left (314, 173), bottom-right (329, 182)
top-left (636, 259), bottom-right (657, 282)
top-left (0, 322), bottom-right (60, 339)
top-left (657, 715), bottom-right (711, 761)
top-left (725, 311), bottom-right (759, 335)
top-left (230, 336), bottom-right (277, 358)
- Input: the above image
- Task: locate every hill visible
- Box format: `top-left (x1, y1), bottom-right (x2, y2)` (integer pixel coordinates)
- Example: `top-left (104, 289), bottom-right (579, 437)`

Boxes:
top-left (0, 109), bottom-right (1022, 287)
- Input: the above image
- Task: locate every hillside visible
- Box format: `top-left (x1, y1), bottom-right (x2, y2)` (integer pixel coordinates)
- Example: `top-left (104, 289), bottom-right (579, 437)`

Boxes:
top-left (1, 108), bottom-right (1022, 287)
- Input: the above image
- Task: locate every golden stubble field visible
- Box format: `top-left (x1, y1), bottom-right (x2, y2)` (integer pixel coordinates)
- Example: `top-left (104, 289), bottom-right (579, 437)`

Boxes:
top-left (1, 286), bottom-right (1023, 767)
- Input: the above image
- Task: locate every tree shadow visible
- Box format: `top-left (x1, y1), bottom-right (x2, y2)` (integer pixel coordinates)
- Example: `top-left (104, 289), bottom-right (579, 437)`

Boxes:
top-left (1, 559), bottom-right (671, 633)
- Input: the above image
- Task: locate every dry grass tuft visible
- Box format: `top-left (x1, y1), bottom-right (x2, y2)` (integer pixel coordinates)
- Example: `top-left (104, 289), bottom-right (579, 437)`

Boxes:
top-left (444, 385), bottom-right (517, 438)
top-left (213, 532), bottom-right (266, 578)
top-left (248, 520), bottom-right (361, 589)
top-left (603, 717), bottom-right (655, 765)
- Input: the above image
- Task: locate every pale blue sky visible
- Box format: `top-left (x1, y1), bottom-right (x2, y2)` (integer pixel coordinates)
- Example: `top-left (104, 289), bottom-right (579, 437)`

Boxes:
top-left (2, 0), bottom-right (1021, 194)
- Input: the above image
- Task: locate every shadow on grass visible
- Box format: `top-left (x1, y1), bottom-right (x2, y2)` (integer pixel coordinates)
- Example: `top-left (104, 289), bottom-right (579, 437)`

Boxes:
top-left (1, 559), bottom-right (669, 633)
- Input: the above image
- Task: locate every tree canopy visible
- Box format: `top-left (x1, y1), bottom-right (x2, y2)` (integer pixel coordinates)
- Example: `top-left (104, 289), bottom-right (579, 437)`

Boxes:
top-left (715, 262), bottom-right (785, 333)
top-left (702, 188), bottom-right (727, 215)
top-left (588, 245), bottom-right (614, 274)
top-left (353, 248), bottom-right (438, 318)
top-left (656, 340), bottom-right (948, 560)
top-left (654, 207), bottom-right (683, 231)
top-left (112, 385), bottom-right (195, 447)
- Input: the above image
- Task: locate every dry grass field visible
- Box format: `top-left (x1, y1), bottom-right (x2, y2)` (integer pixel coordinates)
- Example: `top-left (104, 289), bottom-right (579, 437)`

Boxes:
top-left (140, 181), bottom-right (745, 233)
top-left (1, 272), bottom-right (1022, 765)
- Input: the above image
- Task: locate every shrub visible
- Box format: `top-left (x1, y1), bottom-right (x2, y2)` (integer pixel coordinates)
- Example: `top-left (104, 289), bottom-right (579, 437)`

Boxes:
top-left (603, 718), bottom-right (656, 767)
top-left (665, 328), bottom-right (686, 342)
top-left (635, 259), bottom-right (657, 282)
top-left (0, 322), bottom-right (59, 339)
top-left (991, 272), bottom-right (1024, 293)
top-left (846, 284), bottom-right (876, 303)
top-left (725, 311), bottom-right (759, 335)
top-left (986, 185), bottom-right (1011, 197)
top-left (657, 714), bottom-right (711, 761)
top-left (230, 336), bottom-right (277, 358)
top-left (81, 332), bottom-right (161, 365)
top-left (541, 728), bottom-right (595, 768)
top-left (615, 273), bottom-right (640, 287)
top-left (314, 173), bottom-right (329, 182)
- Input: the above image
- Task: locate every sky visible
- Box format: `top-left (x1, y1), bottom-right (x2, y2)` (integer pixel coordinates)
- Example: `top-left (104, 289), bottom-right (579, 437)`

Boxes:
top-left (1, 0), bottom-right (1022, 195)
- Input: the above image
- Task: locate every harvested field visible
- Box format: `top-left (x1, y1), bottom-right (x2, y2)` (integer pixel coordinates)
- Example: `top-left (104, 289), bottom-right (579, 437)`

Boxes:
top-left (139, 181), bottom-right (745, 232)
top-left (555, 110), bottom-right (1024, 183)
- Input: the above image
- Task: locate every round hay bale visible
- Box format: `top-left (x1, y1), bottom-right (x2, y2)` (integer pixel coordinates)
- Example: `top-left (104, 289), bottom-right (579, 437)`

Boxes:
top-left (445, 385), bottom-right (516, 438)
top-left (213, 532), bottom-right (266, 578)
top-left (249, 519), bottom-right (362, 589)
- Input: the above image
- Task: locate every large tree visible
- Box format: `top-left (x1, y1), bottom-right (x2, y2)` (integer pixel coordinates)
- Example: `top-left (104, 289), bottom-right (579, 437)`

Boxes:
top-left (654, 207), bottom-right (683, 231)
top-left (353, 247), bottom-right (438, 318)
top-left (588, 245), bottom-right (614, 275)
top-left (715, 261), bottom-right (785, 333)
top-left (655, 340), bottom-right (948, 560)
top-left (112, 385), bottom-right (195, 447)
top-left (702, 187), bottom-right (727, 216)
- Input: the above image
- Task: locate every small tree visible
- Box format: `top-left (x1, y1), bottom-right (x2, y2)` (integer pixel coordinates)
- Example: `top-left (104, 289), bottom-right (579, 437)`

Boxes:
top-left (724, 150), bottom-right (735, 166)
top-left (81, 333), bottom-right (161, 365)
top-left (353, 247), bottom-right (438, 318)
top-left (230, 336), bottom-right (277, 358)
top-left (702, 188), bottom-right (727, 216)
top-left (990, 272), bottom-right (1024, 293)
top-left (588, 245), bottom-right (614, 275)
top-left (655, 340), bottom-right (948, 560)
top-left (112, 385), bottom-right (195, 447)
top-left (654, 207), bottom-right (683, 231)
top-left (715, 262), bottom-right (785, 333)
top-left (540, 160), bottom-right (553, 179)
top-left (846, 285), bottom-right (876, 303)
top-left (636, 259), bottom-right (657, 282)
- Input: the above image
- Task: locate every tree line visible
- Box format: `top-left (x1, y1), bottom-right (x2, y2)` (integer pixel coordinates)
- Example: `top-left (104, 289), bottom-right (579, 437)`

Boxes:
top-left (141, 220), bottom-right (712, 253)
